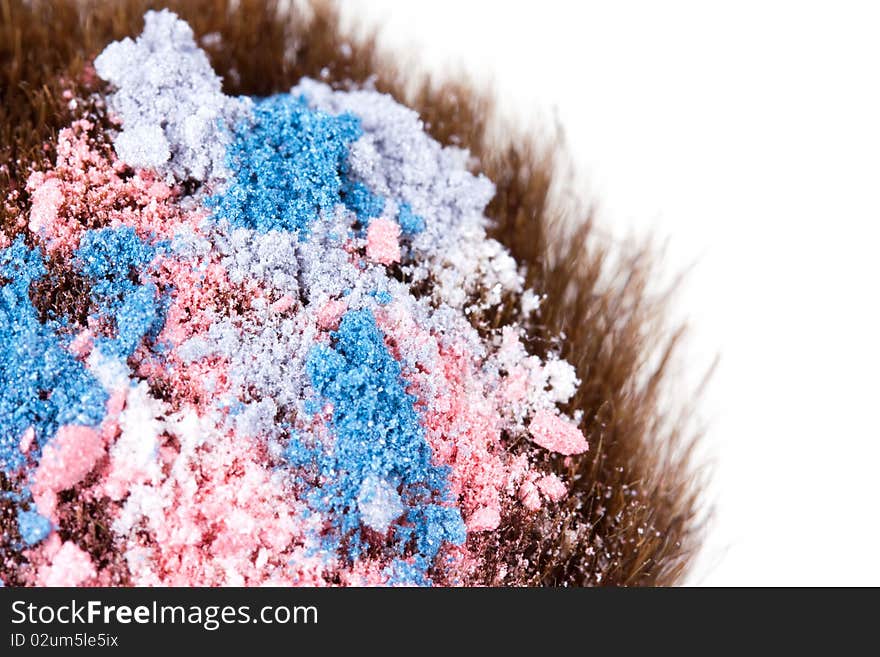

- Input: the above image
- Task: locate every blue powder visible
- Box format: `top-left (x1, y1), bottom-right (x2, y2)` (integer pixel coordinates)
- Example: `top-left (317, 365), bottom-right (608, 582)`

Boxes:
top-left (108, 284), bottom-right (162, 356)
top-left (76, 225), bottom-right (154, 281)
top-left (17, 509), bottom-right (52, 546)
top-left (283, 431), bottom-right (314, 468)
top-left (341, 180), bottom-right (385, 223)
top-left (397, 202), bottom-right (425, 235)
top-left (0, 237), bottom-right (107, 473)
top-left (208, 93), bottom-right (428, 245)
top-left (384, 559), bottom-right (430, 587)
top-left (397, 503), bottom-right (466, 566)
top-left (75, 226), bottom-right (164, 358)
top-left (297, 308), bottom-right (464, 581)
top-left (209, 94), bottom-right (362, 233)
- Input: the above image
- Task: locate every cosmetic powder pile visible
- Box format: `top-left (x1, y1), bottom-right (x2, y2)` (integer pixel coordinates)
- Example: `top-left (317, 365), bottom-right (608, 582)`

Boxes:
top-left (0, 10), bottom-right (594, 586)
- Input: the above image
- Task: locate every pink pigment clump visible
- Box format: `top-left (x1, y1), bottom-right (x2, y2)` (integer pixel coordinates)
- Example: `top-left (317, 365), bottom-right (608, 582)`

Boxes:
top-left (32, 425), bottom-right (105, 520)
top-left (36, 541), bottom-right (97, 587)
top-left (365, 217), bottom-right (401, 265)
top-left (68, 330), bottom-right (94, 358)
top-left (135, 257), bottom-right (235, 411)
top-left (271, 294), bottom-right (295, 313)
top-left (18, 427), bottom-right (35, 454)
top-left (115, 426), bottom-right (315, 586)
top-left (467, 506), bottom-right (502, 532)
top-left (536, 474), bottom-right (568, 502)
top-left (518, 473), bottom-right (542, 511)
top-left (528, 410), bottom-right (588, 455)
top-left (316, 298), bottom-right (348, 330)
top-left (25, 119), bottom-right (201, 254)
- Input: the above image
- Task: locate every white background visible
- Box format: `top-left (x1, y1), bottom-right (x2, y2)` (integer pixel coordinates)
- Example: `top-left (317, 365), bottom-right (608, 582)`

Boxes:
top-left (344, 0), bottom-right (880, 585)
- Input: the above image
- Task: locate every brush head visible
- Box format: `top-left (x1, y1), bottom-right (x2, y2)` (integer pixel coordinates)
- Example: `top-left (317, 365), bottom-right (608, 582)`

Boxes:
top-left (0, 0), bottom-right (704, 586)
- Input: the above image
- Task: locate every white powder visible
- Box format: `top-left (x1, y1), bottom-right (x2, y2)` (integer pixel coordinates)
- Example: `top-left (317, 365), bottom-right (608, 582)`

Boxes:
top-left (95, 9), bottom-right (251, 183)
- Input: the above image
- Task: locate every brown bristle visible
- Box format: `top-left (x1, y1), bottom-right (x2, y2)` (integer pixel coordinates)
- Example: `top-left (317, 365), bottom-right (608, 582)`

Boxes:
top-left (0, 471), bottom-right (32, 586)
top-left (29, 253), bottom-right (95, 325)
top-left (55, 480), bottom-right (131, 585)
top-left (0, 0), bottom-right (705, 586)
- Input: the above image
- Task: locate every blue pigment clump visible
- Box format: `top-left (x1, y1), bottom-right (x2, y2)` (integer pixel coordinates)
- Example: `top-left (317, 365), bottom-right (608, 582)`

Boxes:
top-left (397, 202), bottom-right (425, 235)
top-left (385, 558), bottom-right (431, 587)
top-left (75, 226), bottom-right (164, 358)
top-left (297, 308), bottom-right (464, 582)
top-left (17, 509), bottom-right (52, 546)
top-left (341, 179), bottom-right (385, 224)
top-left (209, 94), bottom-right (362, 233)
top-left (209, 93), bottom-right (427, 242)
top-left (0, 237), bottom-right (107, 472)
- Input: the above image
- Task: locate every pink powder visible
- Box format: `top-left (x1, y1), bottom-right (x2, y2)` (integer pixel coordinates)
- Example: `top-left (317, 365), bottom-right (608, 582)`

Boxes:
top-left (134, 257), bottom-right (234, 411)
top-left (156, 260), bottom-right (235, 346)
top-left (271, 294), bottom-right (295, 313)
top-left (108, 423), bottom-right (314, 586)
top-left (27, 176), bottom-right (65, 238)
top-left (25, 120), bottom-right (201, 255)
top-left (536, 473), bottom-right (567, 502)
top-left (528, 410), bottom-right (588, 455)
top-left (102, 463), bottom-right (149, 504)
top-left (365, 217), bottom-right (401, 265)
top-left (339, 558), bottom-right (390, 586)
top-left (68, 330), bottom-right (93, 358)
top-left (32, 425), bottom-right (105, 518)
top-left (19, 427), bottom-right (35, 454)
top-left (467, 506), bottom-right (501, 532)
top-left (316, 298), bottom-right (347, 330)
top-left (36, 541), bottom-right (96, 587)
top-left (518, 475), bottom-right (542, 511)
top-left (502, 365), bottom-right (530, 403)
top-left (101, 389), bottom-right (127, 443)
top-left (413, 343), bottom-right (507, 518)
top-left (506, 454), bottom-right (532, 492)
